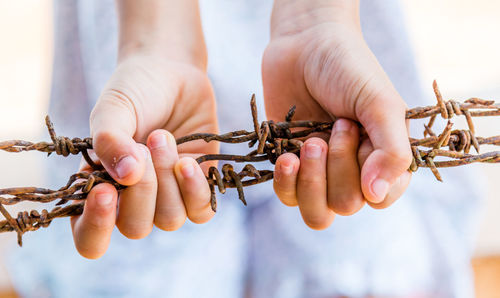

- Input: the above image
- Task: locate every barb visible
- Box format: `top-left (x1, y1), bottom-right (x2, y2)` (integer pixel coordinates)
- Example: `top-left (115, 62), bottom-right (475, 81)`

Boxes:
top-left (0, 81), bottom-right (498, 245)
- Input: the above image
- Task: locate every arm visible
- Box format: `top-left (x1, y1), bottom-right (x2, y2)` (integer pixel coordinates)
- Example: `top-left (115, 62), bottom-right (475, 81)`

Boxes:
top-left (116, 0), bottom-right (207, 68)
top-left (270, 0), bottom-right (360, 37)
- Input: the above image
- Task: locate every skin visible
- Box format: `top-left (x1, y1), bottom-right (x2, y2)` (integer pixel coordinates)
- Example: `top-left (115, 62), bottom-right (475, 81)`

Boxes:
top-left (72, 0), bottom-right (413, 258)
top-left (268, 0), bottom-right (412, 229)
top-left (71, 0), bottom-right (218, 259)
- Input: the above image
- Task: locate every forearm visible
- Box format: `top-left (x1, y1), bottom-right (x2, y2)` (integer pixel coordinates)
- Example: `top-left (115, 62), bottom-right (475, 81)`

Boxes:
top-left (116, 0), bottom-right (207, 69)
top-left (270, 0), bottom-right (360, 38)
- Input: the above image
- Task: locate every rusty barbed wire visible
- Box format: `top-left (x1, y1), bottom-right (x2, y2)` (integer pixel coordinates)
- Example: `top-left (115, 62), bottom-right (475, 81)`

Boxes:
top-left (0, 81), bottom-right (498, 246)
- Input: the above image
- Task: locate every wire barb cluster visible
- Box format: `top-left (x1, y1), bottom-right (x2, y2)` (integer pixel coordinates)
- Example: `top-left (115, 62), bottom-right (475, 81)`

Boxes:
top-left (0, 170), bottom-right (122, 245)
top-left (407, 81), bottom-right (500, 181)
top-left (0, 81), bottom-right (498, 246)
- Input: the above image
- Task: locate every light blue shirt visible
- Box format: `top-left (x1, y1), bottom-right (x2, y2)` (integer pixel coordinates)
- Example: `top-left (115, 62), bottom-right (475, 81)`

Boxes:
top-left (7, 1), bottom-right (483, 297)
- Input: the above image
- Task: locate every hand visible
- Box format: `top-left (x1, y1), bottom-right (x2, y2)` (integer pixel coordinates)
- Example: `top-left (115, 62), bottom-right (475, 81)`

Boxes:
top-left (263, 1), bottom-right (412, 229)
top-left (71, 53), bottom-right (218, 259)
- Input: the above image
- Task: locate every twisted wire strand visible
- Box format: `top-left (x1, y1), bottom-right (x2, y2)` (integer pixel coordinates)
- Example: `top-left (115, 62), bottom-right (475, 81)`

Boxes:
top-left (406, 81), bottom-right (500, 181)
top-left (0, 81), bottom-right (498, 245)
top-left (0, 170), bottom-right (122, 246)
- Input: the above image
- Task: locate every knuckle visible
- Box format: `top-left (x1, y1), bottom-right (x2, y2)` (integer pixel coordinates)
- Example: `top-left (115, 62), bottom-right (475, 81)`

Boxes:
top-left (188, 210), bottom-right (214, 224)
top-left (148, 143), bottom-right (168, 155)
top-left (88, 197), bottom-right (116, 219)
top-left (328, 141), bottom-right (354, 159)
top-left (273, 185), bottom-right (297, 207)
top-left (83, 218), bottom-right (111, 234)
top-left (388, 148), bottom-right (413, 169)
top-left (136, 178), bottom-right (157, 191)
top-left (90, 131), bottom-right (122, 165)
top-left (297, 176), bottom-right (325, 187)
top-left (83, 208), bottom-right (115, 231)
top-left (92, 129), bottom-right (115, 147)
top-left (328, 193), bottom-right (364, 216)
top-left (304, 215), bottom-right (332, 230)
top-left (90, 94), bottom-right (132, 126)
top-left (116, 219), bottom-right (153, 240)
top-left (154, 208), bottom-right (186, 231)
top-left (182, 184), bottom-right (211, 203)
top-left (154, 206), bottom-right (186, 231)
top-left (100, 88), bottom-right (136, 111)
top-left (280, 199), bottom-right (298, 207)
top-left (76, 245), bottom-right (105, 260)
top-left (276, 192), bottom-right (298, 207)
top-left (152, 162), bottom-right (176, 176)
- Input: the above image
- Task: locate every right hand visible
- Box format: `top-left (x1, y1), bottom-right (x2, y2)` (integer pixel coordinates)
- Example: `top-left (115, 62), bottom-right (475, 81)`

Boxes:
top-left (70, 53), bottom-right (219, 259)
top-left (264, 1), bottom-right (412, 229)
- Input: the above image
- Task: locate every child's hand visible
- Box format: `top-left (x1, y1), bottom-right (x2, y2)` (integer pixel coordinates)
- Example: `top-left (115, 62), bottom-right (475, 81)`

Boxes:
top-left (264, 1), bottom-right (412, 229)
top-left (71, 53), bottom-right (218, 259)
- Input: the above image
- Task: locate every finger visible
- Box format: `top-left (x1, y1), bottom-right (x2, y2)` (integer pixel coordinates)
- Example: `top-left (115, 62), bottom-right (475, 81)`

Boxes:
top-left (327, 119), bottom-right (365, 215)
top-left (357, 138), bottom-right (373, 168)
top-left (297, 138), bottom-right (335, 230)
top-left (367, 170), bottom-right (412, 209)
top-left (71, 183), bottom-right (118, 259)
top-left (358, 138), bottom-right (412, 209)
top-left (273, 153), bottom-right (300, 207)
top-left (116, 145), bottom-right (157, 239)
top-left (174, 157), bottom-right (213, 224)
top-left (147, 130), bottom-right (187, 231)
top-left (356, 85), bottom-right (412, 203)
top-left (90, 91), bottom-right (146, 185)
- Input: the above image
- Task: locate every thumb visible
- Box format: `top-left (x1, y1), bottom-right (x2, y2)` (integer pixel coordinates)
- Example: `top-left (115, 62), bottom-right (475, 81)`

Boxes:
top-left (90, 91), bottom-right (147, 185)
top-left (356, 85), bottom-right (412, 203)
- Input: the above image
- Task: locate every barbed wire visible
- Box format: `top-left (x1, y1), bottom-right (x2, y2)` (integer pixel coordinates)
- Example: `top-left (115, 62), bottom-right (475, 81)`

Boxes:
top-left (0, 81), bottom-right (498, 246)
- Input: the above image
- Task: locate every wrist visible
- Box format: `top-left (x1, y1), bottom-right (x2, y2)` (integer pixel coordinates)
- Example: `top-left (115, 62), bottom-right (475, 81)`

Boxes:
top-left (270, 0), bottom-right (360, 39)
top-left (118, 38), bottom-right (206, 71)
top-left (116, 0), bottom-right (207, 70)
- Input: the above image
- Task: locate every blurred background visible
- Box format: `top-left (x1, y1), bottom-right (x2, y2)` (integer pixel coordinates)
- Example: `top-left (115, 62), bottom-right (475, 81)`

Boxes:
top-left (0, 0), bottom-right (498, 297)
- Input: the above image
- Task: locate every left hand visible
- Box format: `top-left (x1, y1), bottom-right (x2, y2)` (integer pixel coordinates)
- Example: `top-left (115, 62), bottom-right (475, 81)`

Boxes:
top-left (263, 1), bottom-right (413, 229)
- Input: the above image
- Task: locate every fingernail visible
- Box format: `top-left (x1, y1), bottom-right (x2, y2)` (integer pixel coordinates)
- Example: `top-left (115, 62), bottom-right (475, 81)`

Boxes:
top-left (334, 119), bottom-right (352, 133)
top-left (305, 143), bottom-right (322, 159)
top-left (280, 163), bottom-right (294, 175)
top-left (95, 193), bottom-right (113, 207)
top-left (180, 162), bottom-right (195, 178)
top-left (149, 133), bottom-right (167, 149)
top-left (276, 163), bottom-right (293, 182)
top-left (115, 155), bottom-right (138, 179)
top-left (371, 178), bottom-right (390, 203)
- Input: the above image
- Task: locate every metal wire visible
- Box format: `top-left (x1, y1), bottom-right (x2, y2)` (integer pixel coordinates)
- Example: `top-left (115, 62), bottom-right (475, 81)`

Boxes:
top-left (0, 81), bottom-right (498, 246)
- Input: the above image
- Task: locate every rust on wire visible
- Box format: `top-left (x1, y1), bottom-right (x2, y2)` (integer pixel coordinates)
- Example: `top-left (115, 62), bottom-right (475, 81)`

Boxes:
top-left (0, 81), bottom-right (498, 246)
